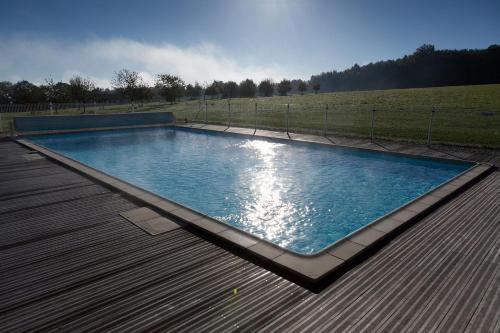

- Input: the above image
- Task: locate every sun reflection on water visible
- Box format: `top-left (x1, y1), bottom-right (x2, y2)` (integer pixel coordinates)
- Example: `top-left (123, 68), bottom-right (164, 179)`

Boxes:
top-left (235, 139), bottom-right (298, 248)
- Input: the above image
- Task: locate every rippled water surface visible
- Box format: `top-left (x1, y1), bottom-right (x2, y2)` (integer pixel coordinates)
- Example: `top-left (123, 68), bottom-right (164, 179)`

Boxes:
top-left (29, 127), bottom-right (472, 254)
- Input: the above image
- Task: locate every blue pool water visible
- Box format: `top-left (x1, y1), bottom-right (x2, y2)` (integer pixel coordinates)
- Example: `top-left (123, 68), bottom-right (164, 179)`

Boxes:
top-left (28, 127), bottom-right (472, 254)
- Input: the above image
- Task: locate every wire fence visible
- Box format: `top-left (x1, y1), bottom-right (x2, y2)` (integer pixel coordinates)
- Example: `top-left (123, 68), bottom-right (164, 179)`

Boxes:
top-left (0, 101), bottom-right (136, 113)
top-left (0, 101), bottom-right (168, 134)
top-left (1, 100), bottom-right (498, 148)
top-left (173, 100), bottom-right (499, 148)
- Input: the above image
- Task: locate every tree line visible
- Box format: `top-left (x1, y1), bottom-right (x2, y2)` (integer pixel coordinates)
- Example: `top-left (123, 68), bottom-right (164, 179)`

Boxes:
top-left (310, 44), bottom-right (500, 92)
top-left (2, 44), bottom-right (498, 105)
top-left (0, 70), bottom-right (319, 106)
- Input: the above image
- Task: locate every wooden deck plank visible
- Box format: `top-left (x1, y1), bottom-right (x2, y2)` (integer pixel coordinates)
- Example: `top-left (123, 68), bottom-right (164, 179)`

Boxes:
top-left (0, 139), bottom-right (498, 332)
top-left (464, 261), bottom-right (500, 333)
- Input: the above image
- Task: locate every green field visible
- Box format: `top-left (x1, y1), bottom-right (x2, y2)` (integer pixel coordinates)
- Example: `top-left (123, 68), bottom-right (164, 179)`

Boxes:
top-left (168, 84), bottom-right (500, 148)
top-left (1, 84), bottom-right (499, 148)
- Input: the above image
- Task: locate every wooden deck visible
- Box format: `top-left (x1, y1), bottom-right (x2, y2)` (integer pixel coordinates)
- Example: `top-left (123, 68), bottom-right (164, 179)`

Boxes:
top-left (0, 139), bottom-right (499, 332)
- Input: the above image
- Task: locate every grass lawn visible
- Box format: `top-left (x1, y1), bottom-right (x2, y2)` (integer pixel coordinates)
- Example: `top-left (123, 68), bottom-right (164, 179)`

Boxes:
top-left (168, 84), bottom-right (500, 148)
top-left (1, 84), bottom-right (499, 148)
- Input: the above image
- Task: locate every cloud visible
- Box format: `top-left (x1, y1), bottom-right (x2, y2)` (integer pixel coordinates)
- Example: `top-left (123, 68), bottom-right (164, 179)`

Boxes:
top-left (0, 36), bottom-right (295, 87)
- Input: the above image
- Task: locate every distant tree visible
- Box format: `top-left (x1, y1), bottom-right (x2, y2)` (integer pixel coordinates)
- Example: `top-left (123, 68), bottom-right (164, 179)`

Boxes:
top-left (68, 76), bottom-right (95, 113)
top-left (185, 84), bottom-right (195, 99)
top-left (223, 81), bottom-right (239, 98)
top-left (52, 82), bottom-right (71, 103)
top-left (40, 78), bottom-right (72, 104)
top-left (192, 82), bottom-right (203, 99)
top-left (414, 44), bottom-right (435, 56)
top-left (297, 80), bottom-right (307, 94)
top-left (185, 82), bottom-right (203, 99)
top-left (40, 78), bottom-right (57, 103)
top-left (258, 79), bottom-right (274, 97)
top-left (310, 44), bottom-right (500, 92)
top-left (312, 82), bottom-right (320, 94)
top-left (277, 79), bottom-right (292, 96)
top-left (204, 81), bottom-right (220, 99)
top-left (136, 85), bottom-right (153, 102)
top-left (111, 69), bottom-right (149, 106)
top-left (218, 82), bottom-right (228, 98)
top-left (93, 87), bottom-right (125, 103)
top-left (11, 80), bottom-right (45, 103)
top-left (92, 87), bottom-right (108, 103)
top-left (156, 74), bottom-right (185, 103)
top-left (0, 81), bottom-right (13, 104)
top-left (239, 79), bottom-right (257, 98)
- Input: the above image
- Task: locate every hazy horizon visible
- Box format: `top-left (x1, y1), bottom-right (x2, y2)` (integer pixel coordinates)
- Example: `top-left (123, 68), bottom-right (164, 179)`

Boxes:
top-left (1, 0), bottom-right (499, 87)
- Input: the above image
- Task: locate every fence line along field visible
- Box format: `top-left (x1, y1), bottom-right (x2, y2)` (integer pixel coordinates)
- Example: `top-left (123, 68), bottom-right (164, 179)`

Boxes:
top-left (0, 102), bottom-right (168, 133)
top-left (167, 84), bottom-right (500, 148)
top-left (1, 84), bottom-right (499, 148)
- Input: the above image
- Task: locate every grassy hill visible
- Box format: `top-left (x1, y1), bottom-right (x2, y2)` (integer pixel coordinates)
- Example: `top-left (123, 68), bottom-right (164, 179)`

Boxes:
top-left (167, 84), bottom-right (500, 148)
top-left (1, 84), bottom-right (499, 148)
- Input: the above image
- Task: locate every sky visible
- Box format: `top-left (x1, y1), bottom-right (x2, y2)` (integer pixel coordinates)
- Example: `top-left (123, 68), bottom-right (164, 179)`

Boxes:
top-left (0, 0), bottom-right (499, 87)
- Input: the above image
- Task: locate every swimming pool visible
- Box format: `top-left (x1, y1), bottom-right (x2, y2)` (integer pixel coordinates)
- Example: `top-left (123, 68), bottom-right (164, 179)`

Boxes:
top-left (28, 126), bottom-right (473, 254)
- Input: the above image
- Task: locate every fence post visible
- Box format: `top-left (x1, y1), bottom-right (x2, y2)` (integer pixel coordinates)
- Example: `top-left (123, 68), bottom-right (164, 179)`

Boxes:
top-left (427, 108), bottom-right (436, 146)
top-left (370, 109), bottom-right (376, 142)
top-left (254, 102), bottom-right (258, 132)
top-left (323, 104), bottom-right (328, 136)
top-left (204, 101), bottom-right (208, 124)
top-left (228, 100), bottom-right (231, 127)
top-left (286, 103), bottom-right (290, 134)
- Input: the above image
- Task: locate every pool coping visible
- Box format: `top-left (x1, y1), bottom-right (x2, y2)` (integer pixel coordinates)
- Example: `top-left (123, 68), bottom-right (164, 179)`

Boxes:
top-left (15, 128), bottom-right (495, 286)
top-left (14, 123), bottom-right (170, 136)
top-left (177, 123), bottom-right (480, 165)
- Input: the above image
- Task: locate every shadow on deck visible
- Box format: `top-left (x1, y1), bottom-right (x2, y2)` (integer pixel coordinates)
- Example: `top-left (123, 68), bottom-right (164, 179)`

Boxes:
top-left (0, 138), bottom-right (499, 332)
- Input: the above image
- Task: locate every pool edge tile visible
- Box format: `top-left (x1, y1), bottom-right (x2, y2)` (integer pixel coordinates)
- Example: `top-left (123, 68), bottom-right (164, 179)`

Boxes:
top-left (406, 201), bottom-right (432, 213)
top-left (170, 207), bottom-right (205, 223)
top-left (349, 228), bottom-right (386, 247)
top-left (273, 252), bottom-right (345, 280)
top-left (417, 194), bottom-right (442, 206)
top-left (137, 192), bottom-right (163, 204)
top-left (372, 217), bottom-right (407, 234)
top-left (390, 209), bottom-right (419, 222)
top-left (328, 240), bottom-right (366, 261)
top-left (219, 229), bottom-right (258, 248)
top-left (190, 217), bottom-right (229, 234)
top-left (248, 242), bottom-right (285, 260)
top-left (150, 199), bottom-right (183, 213)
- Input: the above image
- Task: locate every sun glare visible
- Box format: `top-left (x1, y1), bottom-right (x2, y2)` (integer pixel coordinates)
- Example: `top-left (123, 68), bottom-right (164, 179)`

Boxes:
top-left (236, 140), bottom-right (297, 247)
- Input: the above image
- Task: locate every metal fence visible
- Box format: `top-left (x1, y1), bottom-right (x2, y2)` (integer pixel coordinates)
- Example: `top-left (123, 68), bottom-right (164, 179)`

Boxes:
top-left (0, 101), bottom-right (140, 114)
top-left (0, 101), bottom-right (167, 134)
top-left (1, 100), bottom-right (498, 148)
top-left (173, 100), bottom-right (499, 148)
